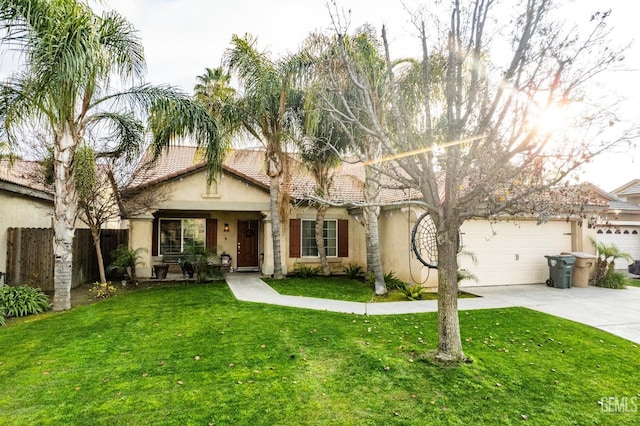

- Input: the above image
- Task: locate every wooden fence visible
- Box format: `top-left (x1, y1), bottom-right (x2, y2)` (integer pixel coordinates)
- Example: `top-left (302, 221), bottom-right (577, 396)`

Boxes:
top-left (6, 228), bottom-right (128, 291)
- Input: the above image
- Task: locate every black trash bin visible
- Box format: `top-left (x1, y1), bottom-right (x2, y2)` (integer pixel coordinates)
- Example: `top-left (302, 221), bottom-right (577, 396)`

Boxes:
top-left (544, 255), bottom-right (575, 289)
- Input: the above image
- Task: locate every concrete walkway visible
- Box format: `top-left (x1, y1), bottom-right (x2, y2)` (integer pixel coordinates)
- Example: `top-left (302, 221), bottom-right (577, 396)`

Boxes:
top-left (224, 273), bottom-right (640, 344)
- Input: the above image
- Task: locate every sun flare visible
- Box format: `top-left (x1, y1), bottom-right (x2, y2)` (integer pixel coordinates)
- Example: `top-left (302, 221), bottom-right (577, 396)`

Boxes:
top-left (535, 103), bottom-right (568, 135)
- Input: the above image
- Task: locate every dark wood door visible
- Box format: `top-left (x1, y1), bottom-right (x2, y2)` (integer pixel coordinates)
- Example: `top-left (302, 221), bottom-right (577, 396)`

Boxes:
top-left (237, 220), bottom-right (259, 270)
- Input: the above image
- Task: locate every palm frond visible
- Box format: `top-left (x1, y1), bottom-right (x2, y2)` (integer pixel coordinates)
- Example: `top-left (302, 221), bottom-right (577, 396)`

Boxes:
top-left (86, 111), bottom-right (145, 162)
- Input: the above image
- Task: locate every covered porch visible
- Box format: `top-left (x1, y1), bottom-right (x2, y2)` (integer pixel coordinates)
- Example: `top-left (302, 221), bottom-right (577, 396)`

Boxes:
top-left (129, 209), bottom-right (283, 279)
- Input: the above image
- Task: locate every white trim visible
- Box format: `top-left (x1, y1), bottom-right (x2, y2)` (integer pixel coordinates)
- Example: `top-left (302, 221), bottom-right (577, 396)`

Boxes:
top-left (300, 219), bottom-right (338, 258)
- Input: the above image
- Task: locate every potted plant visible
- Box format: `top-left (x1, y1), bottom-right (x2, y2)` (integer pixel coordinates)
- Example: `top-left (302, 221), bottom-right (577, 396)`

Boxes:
top-left (108, 246), bottom-right (147, 283)
top-left (183, 244), bottom-right (221, 283)
top-left (153, 263), bottom-right (169, 279)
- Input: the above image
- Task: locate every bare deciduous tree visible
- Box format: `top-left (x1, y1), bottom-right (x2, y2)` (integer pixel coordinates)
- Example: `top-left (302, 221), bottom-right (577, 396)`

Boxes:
top-left (312, 0), bottom-right (636, 362)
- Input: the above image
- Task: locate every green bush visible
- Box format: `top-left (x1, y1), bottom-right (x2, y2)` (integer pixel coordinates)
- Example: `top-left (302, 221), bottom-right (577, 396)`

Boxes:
top-left (398, 283), bottom-right (428, 300)
top-left (457, 269), bottom-right (478, 284)
top-left (383, 271), bottom-right (405, 290)
top-left (591, 239), bottom-right (632, 288)
top-left (0, 306), bottom-right (5, 327)
top-left (294, 265), bottom-right (321, 277)
top-left (108, 246), bottom-right (147, 282)
top-left (343, 263), bottom-right (363, 279)
top-left (597, 271), bottom-right (628, 289)
top-left (0, 285), bottom-right (49, 318)
top-left (183, 245), bottom-right (221, 283)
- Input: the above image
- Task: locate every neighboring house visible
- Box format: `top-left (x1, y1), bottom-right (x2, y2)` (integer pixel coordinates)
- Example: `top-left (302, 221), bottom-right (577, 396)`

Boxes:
top-left (125, 146), bottom-right (603, 287)
top-left (1, 159), bottom-right (123, 287)
top-left (594, 181), bottom-right (640, 269)
top-left (0, 160), bottom-right (54, 284)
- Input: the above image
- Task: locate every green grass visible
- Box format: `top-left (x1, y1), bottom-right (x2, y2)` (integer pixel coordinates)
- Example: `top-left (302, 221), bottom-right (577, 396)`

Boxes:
top-left (266, 276), bottom-right (477, 303)
top-left (1, 283), bottom-right (639, 425)
top-left (625, 278), bottom-right (640, 288)
top-left (265, 276), bottom-right (375, 302)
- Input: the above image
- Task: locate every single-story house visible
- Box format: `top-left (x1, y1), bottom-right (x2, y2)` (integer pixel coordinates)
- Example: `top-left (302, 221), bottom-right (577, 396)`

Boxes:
top-left (125, 146), bottom-right (605, 287)
top-left (593, 181), bottom-right (640, 269)
top-left (0, 159), bottom-right (54, 284)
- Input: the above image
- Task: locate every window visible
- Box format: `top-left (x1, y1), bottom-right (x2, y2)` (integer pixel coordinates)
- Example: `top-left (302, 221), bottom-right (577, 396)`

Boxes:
top-left (301, 219), bottom-right (337, 257)
top-left (159, 218), bottom-right (206, 254)
top-left (289, 218), bottom-right (348, 258)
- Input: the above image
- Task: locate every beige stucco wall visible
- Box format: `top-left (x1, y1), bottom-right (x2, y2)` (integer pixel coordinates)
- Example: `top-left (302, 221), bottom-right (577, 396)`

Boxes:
top-left (153, 170), bottom-right (270, 212)
top-left (0, 191), bottom-right (53, 283)
top-left (378, 207), bottom-right (437, 286)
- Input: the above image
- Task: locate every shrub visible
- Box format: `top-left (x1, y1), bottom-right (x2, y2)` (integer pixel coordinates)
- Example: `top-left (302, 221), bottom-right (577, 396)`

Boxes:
top-left (597, 271), bottom-right (628, 289)
top-left (90, 282), bottom-right (119, 299)
top-left (0, 306), bottom-right (5, 327)
top-left (343, 263), bottom-right (363, 279)
top-left (109, 246), bottom-right (147, 282)
top-left (457, 269), bottom-right (478, 284)
top-left (398, 283), bottom-right (428, 301)
top-left (294, 265), bottom-right (321, 277)
top-left (0, 285), bottom-right (49, 318)
top-left (591, 239), bottom-right (633, 288)
top-left (365, 271), bottom-right (404, 289)
top-left (183, 245), bottom-right (221, 283)
top-left (383, 271), bottom-right (405, 290)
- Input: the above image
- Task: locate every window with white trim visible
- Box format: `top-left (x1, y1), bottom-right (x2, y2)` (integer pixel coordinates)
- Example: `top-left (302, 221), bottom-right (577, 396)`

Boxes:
top-left (159, 218), bottom-right (206, 254)
top-left (301, 219), bottom-right (337, 257)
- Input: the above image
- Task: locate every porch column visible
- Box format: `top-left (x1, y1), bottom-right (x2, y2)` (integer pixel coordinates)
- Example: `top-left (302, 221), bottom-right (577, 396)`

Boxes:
top-left (129, 214), bottom-right (154, 278)
top-left (261, 212), bottom-right (274, 275)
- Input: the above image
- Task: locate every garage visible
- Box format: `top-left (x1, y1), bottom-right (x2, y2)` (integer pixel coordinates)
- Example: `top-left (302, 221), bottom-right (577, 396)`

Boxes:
top-left (459, 220), bottom-right (573, 286)
top-left (596, 226), bottom-right (640, 270)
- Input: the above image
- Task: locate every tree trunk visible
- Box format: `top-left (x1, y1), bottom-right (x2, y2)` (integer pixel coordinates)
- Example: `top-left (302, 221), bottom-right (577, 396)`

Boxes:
top-left (269, 174), bottom-right (284, 279)
top-left (363, 164), bottom-right (386, 295)
top-left (364, 204), bottom-right (386, 295)
top-left (91, 226), bottom-right (107, 284)
top-left (315, 205), bottom-right (331, 276)
top-left (52, 128), bottom-right (78, 311)
top-left (435, 225), bottom-right (467, 362)
top-left (365, 225), bottom-right (373, 275)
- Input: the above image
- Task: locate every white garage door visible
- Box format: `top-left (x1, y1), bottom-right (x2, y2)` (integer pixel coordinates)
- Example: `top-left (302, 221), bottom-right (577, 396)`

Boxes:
top-left (459, 220), bottom-right (572, 286)
top-left (596, 227), bottom-right (640, 270)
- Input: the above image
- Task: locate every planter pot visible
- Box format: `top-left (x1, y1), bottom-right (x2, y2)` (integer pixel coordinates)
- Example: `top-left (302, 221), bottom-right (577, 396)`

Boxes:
top-left (153, 264), bottom-right (169, 280)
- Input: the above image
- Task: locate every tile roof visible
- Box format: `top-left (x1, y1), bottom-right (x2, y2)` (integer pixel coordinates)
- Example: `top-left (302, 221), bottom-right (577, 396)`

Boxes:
top-left (127, 146), bottom-right (609, 210)
top-left (0, 159), bottom-right (53, 196)
top-left (128, 146), bottom-right (421, 204)
top-left (614, 179), bottom-right (640, 197)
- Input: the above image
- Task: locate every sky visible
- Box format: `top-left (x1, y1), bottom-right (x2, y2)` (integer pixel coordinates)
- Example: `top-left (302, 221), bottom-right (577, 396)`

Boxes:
top-left (5, 0), bottom-right (640, 191)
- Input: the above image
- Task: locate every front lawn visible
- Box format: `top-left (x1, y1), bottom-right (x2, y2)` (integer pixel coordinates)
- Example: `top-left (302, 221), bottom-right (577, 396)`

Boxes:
top-left (1, 283), bottom-right (638, 425)
top-left (265, 276), bottom-right (374, 302)
top-left (265, 276), bottom-right (477, 302)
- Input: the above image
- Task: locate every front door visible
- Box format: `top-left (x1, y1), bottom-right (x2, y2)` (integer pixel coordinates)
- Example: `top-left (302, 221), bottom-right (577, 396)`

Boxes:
top-left (237, 220), bottom-right (259, 271)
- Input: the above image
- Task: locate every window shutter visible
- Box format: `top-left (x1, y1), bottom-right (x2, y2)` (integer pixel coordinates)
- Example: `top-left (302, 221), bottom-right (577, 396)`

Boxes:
top-left (338, 219), bottom-right (349, 257)
top-left (206, 219), bottom-right (218, 251)
top-left (289, 219), bottom-right (301, 258)
top-left (152, 218), bottom-right (159, 256)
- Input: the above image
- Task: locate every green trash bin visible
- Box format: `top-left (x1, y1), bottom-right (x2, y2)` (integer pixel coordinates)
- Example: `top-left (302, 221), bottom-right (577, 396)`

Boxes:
top-left (544, 255), bottom-right (575, 289)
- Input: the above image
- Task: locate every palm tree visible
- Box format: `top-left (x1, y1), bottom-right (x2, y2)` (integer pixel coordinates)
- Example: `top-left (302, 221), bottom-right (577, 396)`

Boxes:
top-left (0, 0), bottom-right (223, 310)
top-left (301, 28), bottom-right (390, 295)
top-left (194, 67), bottom-right (236, 147)
top-left (298, 98), bottom-right (349, 276)
top-left (221, 34), bottom-right (304, 279)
